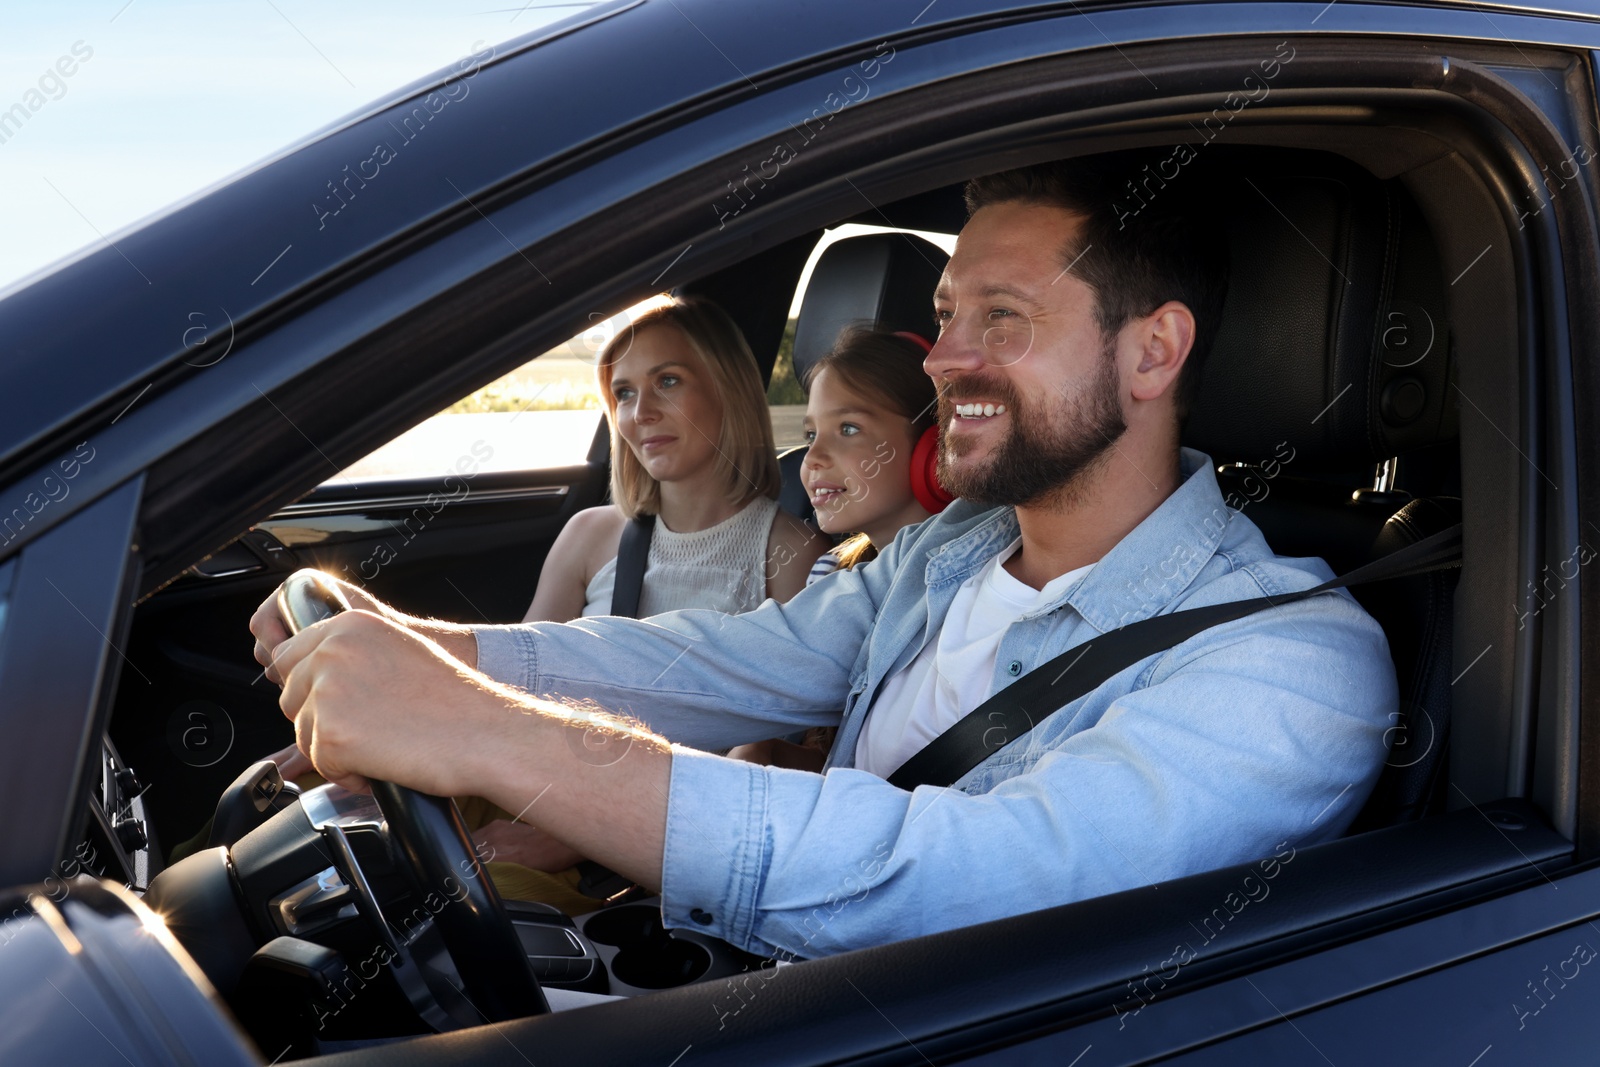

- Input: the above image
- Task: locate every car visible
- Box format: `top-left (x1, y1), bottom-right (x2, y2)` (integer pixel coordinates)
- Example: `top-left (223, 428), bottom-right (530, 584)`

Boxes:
top-left (3, 0), bottom-right (1599, 1062)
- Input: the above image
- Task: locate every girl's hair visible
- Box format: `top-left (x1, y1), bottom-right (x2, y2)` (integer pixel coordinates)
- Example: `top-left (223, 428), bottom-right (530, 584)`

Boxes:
top-left (596, 296), bottom-right (781, 520)
top-left (803, 325), bottom-right (938, 570)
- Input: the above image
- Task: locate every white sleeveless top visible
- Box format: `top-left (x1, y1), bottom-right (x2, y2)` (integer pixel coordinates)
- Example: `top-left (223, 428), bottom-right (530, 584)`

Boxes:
top-left (581, 496), bottom-right (781, 618)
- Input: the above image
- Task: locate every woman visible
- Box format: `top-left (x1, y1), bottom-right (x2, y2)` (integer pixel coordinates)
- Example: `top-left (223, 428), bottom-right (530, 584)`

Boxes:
top-left (523, 295), bottom-right (827, 621)
top-left (728, 325), bottom-right (946, 771)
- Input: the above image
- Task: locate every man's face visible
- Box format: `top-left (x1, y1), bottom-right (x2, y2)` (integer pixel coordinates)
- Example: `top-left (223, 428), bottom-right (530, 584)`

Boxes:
top-left (926, 201), bottom-right (1128, 508)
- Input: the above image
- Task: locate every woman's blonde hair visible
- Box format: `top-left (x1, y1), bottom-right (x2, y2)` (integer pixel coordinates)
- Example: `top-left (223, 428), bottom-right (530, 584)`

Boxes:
top-left (596, 296), bottom-right (781, 520)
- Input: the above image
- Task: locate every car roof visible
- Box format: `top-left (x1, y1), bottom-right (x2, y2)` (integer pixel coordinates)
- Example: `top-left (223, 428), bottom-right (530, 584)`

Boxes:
top-left (0, 0), bottom-right (1592, 481)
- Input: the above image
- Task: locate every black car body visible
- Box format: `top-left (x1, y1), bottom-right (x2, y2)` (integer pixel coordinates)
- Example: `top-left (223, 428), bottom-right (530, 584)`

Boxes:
top-left (3, 0), bottom-right (1600, 1062)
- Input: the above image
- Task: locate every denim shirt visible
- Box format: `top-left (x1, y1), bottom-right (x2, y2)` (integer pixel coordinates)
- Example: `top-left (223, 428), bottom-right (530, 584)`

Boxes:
top-left (473, 447), bottom-right (1398, 960)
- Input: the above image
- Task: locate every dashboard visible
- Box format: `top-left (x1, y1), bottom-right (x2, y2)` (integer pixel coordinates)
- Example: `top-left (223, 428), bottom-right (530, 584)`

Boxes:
top-left (131, 769), bottom-right (766, 1052)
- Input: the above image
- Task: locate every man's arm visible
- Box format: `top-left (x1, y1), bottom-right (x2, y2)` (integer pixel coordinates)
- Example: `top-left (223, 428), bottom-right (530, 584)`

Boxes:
top-left (251, 520), bottom-right (907, 748)
top-left (254, 517), bottom-right (917, 893)
top-left (467, 531), bottom-right (909, 751)
top-left (653, 590), bottom-right (1396, 958)
top-left (250, 581), bottom-right (479, 680)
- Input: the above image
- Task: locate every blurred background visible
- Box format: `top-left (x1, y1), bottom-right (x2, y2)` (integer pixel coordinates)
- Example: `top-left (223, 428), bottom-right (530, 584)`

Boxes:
top-left (0, 1), bottom-right (579, 292)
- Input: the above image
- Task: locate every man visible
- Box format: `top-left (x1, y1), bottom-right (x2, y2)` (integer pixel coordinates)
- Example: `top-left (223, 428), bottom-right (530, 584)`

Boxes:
top-left (252, 155), bottom-right (1397, 961)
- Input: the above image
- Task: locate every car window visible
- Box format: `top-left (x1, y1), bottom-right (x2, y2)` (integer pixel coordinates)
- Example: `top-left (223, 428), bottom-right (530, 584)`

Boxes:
top-left (767, 223), bottom-right (957, 450)
top-left (328, 296), bottom-right (675, 485)
top-left (338, 220), bottom-right (958, 484)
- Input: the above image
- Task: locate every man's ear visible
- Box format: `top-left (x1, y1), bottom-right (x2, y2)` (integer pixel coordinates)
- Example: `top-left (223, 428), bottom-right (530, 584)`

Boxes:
top-left (1128, 301), bottom-right (1195, 403)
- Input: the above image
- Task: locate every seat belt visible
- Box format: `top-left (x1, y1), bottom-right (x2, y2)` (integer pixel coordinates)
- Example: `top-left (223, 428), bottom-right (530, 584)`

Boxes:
top-left (609, 515), bottom-right (653, 618)
top-left (886, 523), bottom-right (1463, 791)
top-left (574, 513), bottom-right (656, 903)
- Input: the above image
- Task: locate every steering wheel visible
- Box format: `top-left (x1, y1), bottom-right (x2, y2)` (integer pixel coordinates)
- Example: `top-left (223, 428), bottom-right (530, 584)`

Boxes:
top-left (277, 570), bottom-right (549, 1019)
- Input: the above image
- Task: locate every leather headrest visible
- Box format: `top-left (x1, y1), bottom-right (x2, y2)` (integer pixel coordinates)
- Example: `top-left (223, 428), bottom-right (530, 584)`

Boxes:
top-left (791, 233), bottom-right (947, 385)
top-left (1182, 153), bottom-right (1456, 468)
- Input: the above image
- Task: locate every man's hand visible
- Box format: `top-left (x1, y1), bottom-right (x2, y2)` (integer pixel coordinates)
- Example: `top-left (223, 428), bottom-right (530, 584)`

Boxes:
top-left (274, 610), bottom-right (507, 797)
top-left (250, 575), bottom-right (391, 685)
top-left (269, 603), bottom-right (673, 892)
top-left (475, 820), bottom-right (586, 872)
top-left (249, 573), bottom-right (477, 685)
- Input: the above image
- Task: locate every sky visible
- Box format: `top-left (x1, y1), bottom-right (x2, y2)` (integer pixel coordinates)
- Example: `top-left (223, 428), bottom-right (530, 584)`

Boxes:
top-left (0, 1), bottom-right (582, 293)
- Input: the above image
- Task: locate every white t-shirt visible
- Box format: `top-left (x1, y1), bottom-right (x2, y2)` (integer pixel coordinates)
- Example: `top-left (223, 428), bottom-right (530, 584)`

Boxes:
top-left (853, 539), bottom-right (1096, 779)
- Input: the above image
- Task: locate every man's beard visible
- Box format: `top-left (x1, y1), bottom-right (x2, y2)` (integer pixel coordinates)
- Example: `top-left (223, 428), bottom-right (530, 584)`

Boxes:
top-left (935, 335), bottom-right (1128, 508)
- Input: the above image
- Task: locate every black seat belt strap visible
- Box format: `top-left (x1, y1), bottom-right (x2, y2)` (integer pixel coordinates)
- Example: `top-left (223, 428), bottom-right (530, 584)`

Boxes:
top-left (886, 523), bottom-right (1463, 791)
top-left (569, 514), bottom-right (659, 904)
top-left (610, 515), bottom-right (654, 618)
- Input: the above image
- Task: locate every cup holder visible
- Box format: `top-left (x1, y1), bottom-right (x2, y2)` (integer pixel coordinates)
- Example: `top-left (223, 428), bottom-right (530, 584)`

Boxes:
top-left (583, 904), bottom-right (662, 947)
top-left (612, 937), bottom-right (711, 989)
top-left (581, 904), bottom-right (712, 989)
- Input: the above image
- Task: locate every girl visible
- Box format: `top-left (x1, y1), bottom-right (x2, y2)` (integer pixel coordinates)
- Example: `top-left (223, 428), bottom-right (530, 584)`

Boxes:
top-left (803, 325), bottom-right (943, 579)
top-left (729, 325), bottom-right (947, 770)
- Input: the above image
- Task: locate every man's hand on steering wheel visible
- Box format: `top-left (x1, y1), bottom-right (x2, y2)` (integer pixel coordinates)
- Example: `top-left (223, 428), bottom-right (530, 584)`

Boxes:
top-left (250, 575), bottom-right (393, 685)
top-left (271, 609), bottom-right (511, 798)
top-left (251, 569), bottom-right (671, 932)
top-left (264, 741), bottom-right (317, 782)
top-left (263, 577), bottom-right (552, 1020)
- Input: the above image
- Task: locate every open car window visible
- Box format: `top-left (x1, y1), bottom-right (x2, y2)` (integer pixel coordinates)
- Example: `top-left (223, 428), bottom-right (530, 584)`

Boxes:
top-left (322, 303), bottom-right (669, 486)
top-left (337, 215), bottom-right (961, 485)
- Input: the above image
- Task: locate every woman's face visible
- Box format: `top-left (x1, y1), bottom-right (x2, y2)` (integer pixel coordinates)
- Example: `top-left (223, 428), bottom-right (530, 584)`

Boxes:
top-left (802, 367), bottom-right (924, 537)
top-left (608, 324), bottom-right (724, 485)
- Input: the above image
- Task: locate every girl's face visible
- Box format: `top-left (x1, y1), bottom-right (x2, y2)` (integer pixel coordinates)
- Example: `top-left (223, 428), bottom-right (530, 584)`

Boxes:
top-left (801, 367), bottom-right (925, 538)
top-left (608, 325), bottom-right (724, 485)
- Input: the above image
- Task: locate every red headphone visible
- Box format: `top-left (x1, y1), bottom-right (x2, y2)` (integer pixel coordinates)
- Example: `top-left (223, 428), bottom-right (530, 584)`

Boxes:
top-left (892, 332), bottom-right (954, 514)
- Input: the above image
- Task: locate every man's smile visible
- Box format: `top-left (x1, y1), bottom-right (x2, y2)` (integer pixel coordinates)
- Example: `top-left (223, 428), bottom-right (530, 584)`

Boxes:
top-left (952, 402), bottom-right (1009, 420)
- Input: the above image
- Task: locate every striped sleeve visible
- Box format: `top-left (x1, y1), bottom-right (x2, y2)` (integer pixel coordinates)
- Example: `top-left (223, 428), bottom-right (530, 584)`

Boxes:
top-left (806, 550), bottom-right (842, 587)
